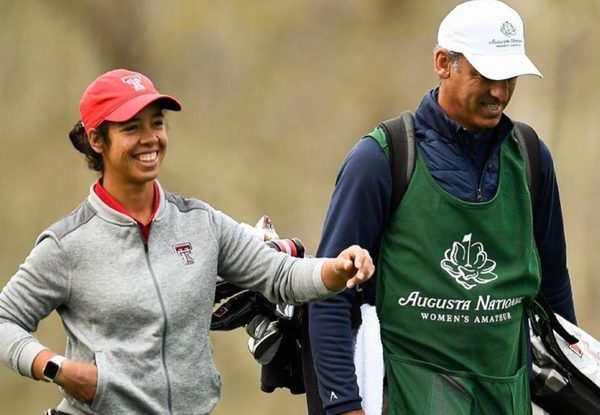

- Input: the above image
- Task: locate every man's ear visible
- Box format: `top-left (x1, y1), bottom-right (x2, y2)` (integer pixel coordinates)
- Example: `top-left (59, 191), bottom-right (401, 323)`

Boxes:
top-left (87, 129), bottom-right (104, 154)
top-left (434, 49), bottom-right (453, 79)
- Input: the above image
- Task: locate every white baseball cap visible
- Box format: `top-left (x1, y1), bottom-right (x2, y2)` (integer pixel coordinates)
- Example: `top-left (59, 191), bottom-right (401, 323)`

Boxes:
top-left (437, 0), bottom-right (542, 80)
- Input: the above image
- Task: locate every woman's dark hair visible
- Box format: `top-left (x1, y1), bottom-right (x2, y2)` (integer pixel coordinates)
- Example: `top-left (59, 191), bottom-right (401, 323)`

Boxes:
top-left (68, 121), bottom-right (109, 172)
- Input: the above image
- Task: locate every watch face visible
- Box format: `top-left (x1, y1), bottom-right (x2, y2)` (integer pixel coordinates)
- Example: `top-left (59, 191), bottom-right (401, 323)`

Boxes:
top-left (43, 361), bottom-right (60, 379)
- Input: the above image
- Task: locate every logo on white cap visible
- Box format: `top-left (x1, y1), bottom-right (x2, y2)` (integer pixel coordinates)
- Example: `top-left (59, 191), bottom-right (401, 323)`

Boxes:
top-left (121, 75), bottom-right (146, 91)
top-left (500, 21), bottom-right (517, 37)
top-left (489, 20), bottom-right (523, 50)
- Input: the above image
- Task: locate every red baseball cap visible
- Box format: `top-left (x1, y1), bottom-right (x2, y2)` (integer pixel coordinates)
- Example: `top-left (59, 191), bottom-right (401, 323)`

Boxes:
top-left (79, 69), bottom-right (182, 133)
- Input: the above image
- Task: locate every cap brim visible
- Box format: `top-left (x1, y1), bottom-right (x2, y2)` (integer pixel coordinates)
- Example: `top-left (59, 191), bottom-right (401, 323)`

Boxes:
top-left (464, 53), bottom-right (543, 80)
top-left (105, 94), bottom-right (182, 123)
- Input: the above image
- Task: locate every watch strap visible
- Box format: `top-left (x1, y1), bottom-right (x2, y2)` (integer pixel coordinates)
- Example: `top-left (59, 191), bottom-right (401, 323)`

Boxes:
top-left (42, 355), bottom-right (66, 382)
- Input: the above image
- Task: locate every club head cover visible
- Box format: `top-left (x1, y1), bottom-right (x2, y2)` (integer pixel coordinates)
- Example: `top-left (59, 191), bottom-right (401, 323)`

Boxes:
top-left (213, 279), bottom-right (245, 304)
top-left (274, 303), bottom-right (295, 320)
top-left (246, 314), bottom-right (283, 365)
top-left (211, 290), bottom-right (272, 331)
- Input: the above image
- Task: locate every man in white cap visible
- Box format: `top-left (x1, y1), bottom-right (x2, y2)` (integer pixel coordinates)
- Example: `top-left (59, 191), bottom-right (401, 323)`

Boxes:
top-left (307, 1), bottom-right (576, 414)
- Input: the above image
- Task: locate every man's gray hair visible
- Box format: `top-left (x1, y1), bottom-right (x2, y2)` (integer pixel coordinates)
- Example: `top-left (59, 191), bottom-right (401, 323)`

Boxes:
top-left (434, 45), bottom-right (462, 69)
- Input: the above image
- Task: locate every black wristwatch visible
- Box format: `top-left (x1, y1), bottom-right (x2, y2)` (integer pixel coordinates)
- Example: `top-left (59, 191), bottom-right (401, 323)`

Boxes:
top-left (42, 355), bottom-right (66, 382)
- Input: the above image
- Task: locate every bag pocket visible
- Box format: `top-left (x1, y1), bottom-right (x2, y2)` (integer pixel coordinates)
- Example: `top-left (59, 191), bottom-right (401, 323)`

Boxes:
top-left (430, 373), bottom-right (473, 415)
top-left (384, 353), bottom-right (529, 415)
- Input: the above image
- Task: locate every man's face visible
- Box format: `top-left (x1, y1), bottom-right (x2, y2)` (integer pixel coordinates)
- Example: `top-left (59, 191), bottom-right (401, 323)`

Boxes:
top-left (438, 54), bottom-right (517, 132)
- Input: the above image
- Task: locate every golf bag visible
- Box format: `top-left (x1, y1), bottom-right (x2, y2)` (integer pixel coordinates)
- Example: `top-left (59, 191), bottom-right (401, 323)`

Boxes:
top-left (211, 216), bottom-right (309, 394)
top-left (528, 294), bottom-right (600, 414)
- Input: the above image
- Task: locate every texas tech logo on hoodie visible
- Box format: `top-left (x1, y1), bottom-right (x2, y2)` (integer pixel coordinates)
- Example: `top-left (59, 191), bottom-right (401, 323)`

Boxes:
top-left (173, 242), bottom-right (194, 265)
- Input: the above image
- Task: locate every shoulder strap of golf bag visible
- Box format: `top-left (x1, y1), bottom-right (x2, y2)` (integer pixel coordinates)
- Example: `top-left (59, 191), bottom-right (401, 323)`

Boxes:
top-left (513, 120), bottom-right (541, 208)
top-left (380, 115), bottom-right (540, 221)
top-left (377, 111), bottom-right (418, 214)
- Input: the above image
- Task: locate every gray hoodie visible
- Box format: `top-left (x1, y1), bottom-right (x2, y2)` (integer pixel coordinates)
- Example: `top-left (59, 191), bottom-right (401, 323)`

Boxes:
top-left (0, 182), bottom-right (332, 414)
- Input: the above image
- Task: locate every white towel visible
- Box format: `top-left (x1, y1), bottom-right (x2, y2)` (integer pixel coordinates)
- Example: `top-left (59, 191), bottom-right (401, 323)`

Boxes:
top-left (354, 303), bottom-right (385, 415)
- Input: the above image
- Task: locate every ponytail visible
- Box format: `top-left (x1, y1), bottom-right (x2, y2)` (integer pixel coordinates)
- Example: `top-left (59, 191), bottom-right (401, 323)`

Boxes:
top-left (68, 121), bottom-right (108, 172)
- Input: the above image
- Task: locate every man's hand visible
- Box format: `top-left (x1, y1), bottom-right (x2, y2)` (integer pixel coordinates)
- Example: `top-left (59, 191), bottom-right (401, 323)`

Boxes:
top-left (322, 245), bottom-right (375, 291)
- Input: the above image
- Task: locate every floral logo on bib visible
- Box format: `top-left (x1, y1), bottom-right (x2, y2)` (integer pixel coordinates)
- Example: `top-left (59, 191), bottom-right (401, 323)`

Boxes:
top-left (440, 233), bottom-right (498, 290)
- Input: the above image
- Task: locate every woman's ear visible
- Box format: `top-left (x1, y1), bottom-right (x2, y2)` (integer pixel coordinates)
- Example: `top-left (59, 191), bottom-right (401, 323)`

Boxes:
top-left (87, 129), bottom-right (104, 155)
top-left (434, 49), bottom-right (452, 79)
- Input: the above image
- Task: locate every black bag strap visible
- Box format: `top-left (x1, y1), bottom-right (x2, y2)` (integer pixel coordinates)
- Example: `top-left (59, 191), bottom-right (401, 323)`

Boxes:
top-left (377, 116), bottom-right (540, 218)
top-left (513, 121), bottom-right (541, 208)
top-left (377, 111), bottom-right (416, 214)
top-left (532, 292), bottom-right (579, 345)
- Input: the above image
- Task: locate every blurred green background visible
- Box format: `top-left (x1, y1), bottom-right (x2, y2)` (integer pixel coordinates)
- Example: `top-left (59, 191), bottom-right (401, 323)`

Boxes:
top-left (1, 0), bottom-right (599, 413)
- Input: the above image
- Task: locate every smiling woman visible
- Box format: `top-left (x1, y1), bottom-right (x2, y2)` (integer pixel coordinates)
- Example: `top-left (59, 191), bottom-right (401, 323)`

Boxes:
top-left (69, 70), bottom-right (180, 226)
top-left (0, 68), bottom-right (375, 415)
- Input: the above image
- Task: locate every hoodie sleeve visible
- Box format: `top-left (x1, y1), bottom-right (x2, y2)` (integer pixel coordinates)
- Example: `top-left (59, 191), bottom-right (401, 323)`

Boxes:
top-left (212, 206), bottom-right (335, 305)
top-left (0, 234), bottom-right (70, 378)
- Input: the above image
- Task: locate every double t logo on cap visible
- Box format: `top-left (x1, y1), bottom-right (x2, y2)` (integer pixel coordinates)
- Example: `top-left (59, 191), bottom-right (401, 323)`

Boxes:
top-left (121, 75), bottom-right (146, 92)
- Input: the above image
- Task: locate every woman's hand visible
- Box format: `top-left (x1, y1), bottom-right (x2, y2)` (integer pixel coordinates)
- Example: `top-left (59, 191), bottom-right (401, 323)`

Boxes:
top-left (321, 245), bottom-right (375, 291)
top-left (55, 359), bottom-right (98, 404)
top-left (33, 350), bottom-right (98, 405)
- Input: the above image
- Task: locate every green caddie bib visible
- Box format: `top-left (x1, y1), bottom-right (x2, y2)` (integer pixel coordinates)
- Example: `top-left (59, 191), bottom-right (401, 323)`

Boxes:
top-left (376, 132), bottom-right (541, 414)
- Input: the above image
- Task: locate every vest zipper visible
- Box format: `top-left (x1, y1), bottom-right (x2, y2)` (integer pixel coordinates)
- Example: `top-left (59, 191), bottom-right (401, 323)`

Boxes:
top-left (476, 187), bottom-right (483, 202)
top-left (459, 133), bottom-right (486, 202)
top-left (476, 157), bottom-right (494, 202)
